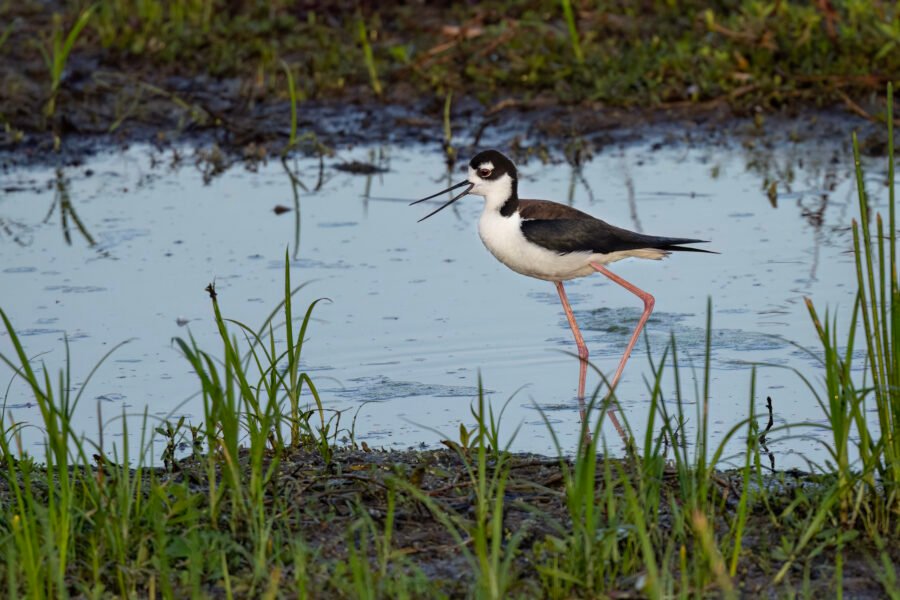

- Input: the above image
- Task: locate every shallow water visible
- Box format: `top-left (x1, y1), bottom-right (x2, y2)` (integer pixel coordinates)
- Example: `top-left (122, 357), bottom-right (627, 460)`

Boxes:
top-left (0, 128), bottom-right (888, 468)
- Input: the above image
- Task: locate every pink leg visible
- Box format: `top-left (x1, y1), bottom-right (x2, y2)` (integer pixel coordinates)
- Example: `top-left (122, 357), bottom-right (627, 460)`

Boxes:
top-left (555, 281), bottom-right (627, 445)
top-left (555, 281), bottom-right (588, 398)
top-left (589, 262), bottom-right (655, 397)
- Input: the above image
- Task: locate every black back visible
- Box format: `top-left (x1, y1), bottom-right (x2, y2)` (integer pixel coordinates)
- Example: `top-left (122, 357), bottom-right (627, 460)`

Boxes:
top-left (521, 217), bottom-right (712, 255)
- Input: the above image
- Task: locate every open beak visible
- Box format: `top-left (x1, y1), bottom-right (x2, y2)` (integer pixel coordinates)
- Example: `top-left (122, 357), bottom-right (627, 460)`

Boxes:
top-left (410, 180), bottom-right (474, 222)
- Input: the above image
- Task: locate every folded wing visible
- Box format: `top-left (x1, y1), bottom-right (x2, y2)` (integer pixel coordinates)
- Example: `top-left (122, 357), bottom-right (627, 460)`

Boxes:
top-left (520, 217), bottom-right (713, 255)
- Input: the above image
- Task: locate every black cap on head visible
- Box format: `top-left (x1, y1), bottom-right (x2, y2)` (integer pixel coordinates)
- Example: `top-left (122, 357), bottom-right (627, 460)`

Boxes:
top-left (412, 149), bottom-right (519, 221)
top-left (469, 149), bottom-right (517, 181)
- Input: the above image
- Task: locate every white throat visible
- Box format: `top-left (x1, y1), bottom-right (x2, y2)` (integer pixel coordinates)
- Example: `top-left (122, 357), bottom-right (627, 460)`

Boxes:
top-left (469, 172), bottom-right (515, 214)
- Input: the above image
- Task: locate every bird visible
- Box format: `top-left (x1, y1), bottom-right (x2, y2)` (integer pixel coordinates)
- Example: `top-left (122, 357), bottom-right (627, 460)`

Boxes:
top-left (412, 149), bottom-right (713, 418)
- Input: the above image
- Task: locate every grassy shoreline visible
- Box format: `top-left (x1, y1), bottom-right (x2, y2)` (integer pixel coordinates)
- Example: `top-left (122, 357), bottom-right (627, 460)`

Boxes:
top-left (3, 1), bottom-right (900, 154)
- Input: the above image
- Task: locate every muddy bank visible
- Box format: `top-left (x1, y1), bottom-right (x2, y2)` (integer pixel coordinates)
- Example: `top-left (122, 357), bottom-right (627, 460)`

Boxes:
top-left (2, 99), bottom-right (894, 178)
top-left (1, 445), bottom-right (892, 598)
top-left (175, 447), bottom-right (899, 598)
top-left (2, 2), bottom-right (898, 166)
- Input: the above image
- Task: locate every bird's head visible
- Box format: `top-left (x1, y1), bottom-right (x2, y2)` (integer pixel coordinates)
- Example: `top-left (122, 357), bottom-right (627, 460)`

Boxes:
top-left (411, 149), bottom-right (518, 221)
top-left (466, 150), bottom-right (518, 201)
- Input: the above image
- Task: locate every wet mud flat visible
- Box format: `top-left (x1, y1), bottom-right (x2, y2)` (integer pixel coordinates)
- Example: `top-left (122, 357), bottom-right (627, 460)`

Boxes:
top-left (2, 71), bottom-right (895, 175)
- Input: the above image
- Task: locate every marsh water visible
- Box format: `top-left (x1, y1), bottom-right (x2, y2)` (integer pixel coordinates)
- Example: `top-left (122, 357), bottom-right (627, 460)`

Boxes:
top-left (0, 123), bottom-right (886, 469)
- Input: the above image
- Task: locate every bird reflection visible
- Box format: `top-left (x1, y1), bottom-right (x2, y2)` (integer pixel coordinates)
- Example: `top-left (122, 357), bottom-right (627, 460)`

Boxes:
top-left (575, 357), bottom-right (629, 449)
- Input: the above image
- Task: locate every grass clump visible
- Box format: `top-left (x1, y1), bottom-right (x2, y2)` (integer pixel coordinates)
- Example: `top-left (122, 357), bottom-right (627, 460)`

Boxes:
top-left (37, 5), bottom-right (94, 124)
top-left (802, 82), bottom-right (900, 536)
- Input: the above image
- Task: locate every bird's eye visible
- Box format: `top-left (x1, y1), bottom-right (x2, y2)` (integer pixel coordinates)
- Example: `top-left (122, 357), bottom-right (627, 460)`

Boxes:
top-left (478, 168), bottom-right (492, 178)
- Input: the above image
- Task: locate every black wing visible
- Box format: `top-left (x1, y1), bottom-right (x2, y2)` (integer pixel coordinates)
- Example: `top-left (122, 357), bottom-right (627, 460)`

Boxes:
top-left (520, 218), bottom-right (713, 255)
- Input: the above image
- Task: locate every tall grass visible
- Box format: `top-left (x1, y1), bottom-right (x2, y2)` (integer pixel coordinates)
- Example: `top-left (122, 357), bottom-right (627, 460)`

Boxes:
top-left (529, 301), bottom-right (757, 598)
top-left (38, 5), bottom-right (95, 124)
top-left (357, 13), bottom-right (382, 96)
top-left (851, 83), bottom-right (900, 493)
top-left (559, 0), bottom-right (583, 64)
top-left (280, 59), bottom-right (300, 152)
top-left (0, 255), bottom-right (333, 596)
top-left (442, 91), bottom-right (455, 165)
top-left (0, 307), bottom-right (132, 597)
top-left (803, 82), bottom-right (900, 533)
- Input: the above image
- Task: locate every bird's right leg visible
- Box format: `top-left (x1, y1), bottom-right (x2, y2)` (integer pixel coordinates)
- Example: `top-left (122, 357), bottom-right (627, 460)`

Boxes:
top-left (590, 262), bottom-right (655, 397)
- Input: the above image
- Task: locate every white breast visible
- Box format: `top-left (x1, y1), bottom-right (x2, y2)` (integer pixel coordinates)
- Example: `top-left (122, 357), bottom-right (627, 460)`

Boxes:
top-left (477, 211), bottom-right (590, 281)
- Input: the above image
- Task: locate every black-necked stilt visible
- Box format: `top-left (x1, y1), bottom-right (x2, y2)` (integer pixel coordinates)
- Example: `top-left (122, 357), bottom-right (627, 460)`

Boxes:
top-left (413, 149), bottom-right (713, 412)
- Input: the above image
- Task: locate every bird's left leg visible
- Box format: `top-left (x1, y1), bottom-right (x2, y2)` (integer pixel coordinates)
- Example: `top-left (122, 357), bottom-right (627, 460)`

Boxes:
top-left (589, 262), bottom-right (655, 397)
top-left (554, 280), bottom-right (593, 445)
top-left (554, 281), bottom-right (589, 400)
top-left (556, 280), bottom-right (628, 446)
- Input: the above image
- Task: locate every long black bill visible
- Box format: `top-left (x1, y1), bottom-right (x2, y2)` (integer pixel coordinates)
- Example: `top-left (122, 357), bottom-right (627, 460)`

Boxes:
top-left (411, 180), bottom-right (474, 222)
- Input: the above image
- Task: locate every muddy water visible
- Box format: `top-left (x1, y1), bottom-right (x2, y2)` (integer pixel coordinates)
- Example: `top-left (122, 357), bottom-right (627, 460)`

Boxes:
top-left (0, 132), bottom-right (883, 468)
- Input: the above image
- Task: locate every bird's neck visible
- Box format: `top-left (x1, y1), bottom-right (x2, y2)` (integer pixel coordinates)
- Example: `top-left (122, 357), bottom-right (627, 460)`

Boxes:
top-left (481, 176), bottom-right (519, 217)
top-left (499, 195), bottom-right (518, 217)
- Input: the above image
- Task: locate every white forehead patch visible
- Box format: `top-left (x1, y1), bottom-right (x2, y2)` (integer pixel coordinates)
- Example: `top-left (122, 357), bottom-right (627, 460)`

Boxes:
top-left (478, 161), bottom-right (494, 171)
